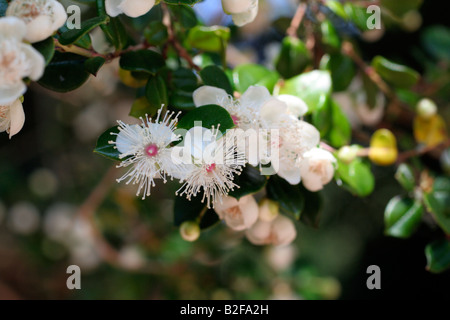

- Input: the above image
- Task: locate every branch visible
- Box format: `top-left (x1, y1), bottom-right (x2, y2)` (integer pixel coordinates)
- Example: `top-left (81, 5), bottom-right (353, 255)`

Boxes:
top-left (287, 2), bottom-right (307, 38)
top-left (396, 139), bottom-right (450, 164)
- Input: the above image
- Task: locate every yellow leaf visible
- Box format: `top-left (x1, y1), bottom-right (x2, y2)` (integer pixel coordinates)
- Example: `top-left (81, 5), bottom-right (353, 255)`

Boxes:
top-left (413, 114), bottom-right (447, 147)
top-left (369, 129), bottom-right (398, 166)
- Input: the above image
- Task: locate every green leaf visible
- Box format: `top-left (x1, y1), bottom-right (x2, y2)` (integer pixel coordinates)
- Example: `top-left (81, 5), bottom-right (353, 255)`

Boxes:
top-left (59, 16), bottom-right (109, 45)
top-left (145, 75), bottom-right (169, 109)
top-left (144, 21), bottom-right (168, 46)
top-left (380, 0), bottom-right (423, 17)
top-left (325, 0), bottom-right (348, 20)
top-left (344, 3), bottom-right (371, 31)
top-left (120, 50), bottom-right (165, 74)
top-left (395, 164), bottom-right (415, 192)
top-left (94, 126), bottom-right (121, 161)
top-left (187, 26), bottom-right (230, 52)
top-left (278, 70), bottom-right (332, 113)
top-left (38, 52), bottom-right (91, 92)
top-left (172, 67), bottom-right (198, 92)
top-left (325, 99), bottom-right (351, 148)
top-left (32, 37), bottom-right (55, 65)
top-left (129, 96), bottom-right (159, 119)
top-left (384, 196), bottom-right (423, 238)
top-left (170, 4), bottom-right (198, 29)
top-left (104, 17), bottom-right (129, 50)
top-left (336, 158), bottom-right (375, 197)
top-left (173, 196), bottom-right (219, 230)
top-left (267, 175), bottom-right (304, 219)
top-left (312, 94), bottom-right (332, 137)
top-left (0, 0), bottom-right (8, 16)
top-left (299, 185), bottom-right (323, 228)
top-left (176, 105), bottom-right (234, 134)
top-left (228, 165), bottom-right (267, 200)
top-left (421, 26), bottom-right (450, 62)
top-left (200, 65), bottom-right (233, 95)
top-left (423, 177), bottom-right (450, 235)
top-left (164, 0), bottom-right (201, 5)
top-left (425, 239), bottom-right (450, 273)
top-left (84, 56), bottom-right (105, 76)
top-left (170, 91), bottom-right (196, 110)
top-left (275, 36), bottom-right (312, 79)
top-left (321, 20), bottom-right (341, 51)
top-left (320, 53), bottom-right (356, 92)
top-left (232, 64), bottom-right (279, 93)
top-left (372, 56), bottom-right (420, 89)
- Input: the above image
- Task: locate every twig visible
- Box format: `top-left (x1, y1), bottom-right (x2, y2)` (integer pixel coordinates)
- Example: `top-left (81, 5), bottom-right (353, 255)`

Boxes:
top-left (396, 139), bottom-right (450, 164)
top-left (162, 2), bottom-right (201, 71)
top-left (287, 2), bottom-right (307, 38)
top-left (77, 166), bottom-right (164, 274)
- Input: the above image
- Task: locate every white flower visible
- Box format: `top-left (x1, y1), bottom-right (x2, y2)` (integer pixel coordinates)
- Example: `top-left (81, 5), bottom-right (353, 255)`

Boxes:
top-left (176, 127), bottom-right (246, 208)
top-left (0, 17), bottom-right (45, 106)
top-left (0, 99), bottom-right (25, 138)
top-left (298, 148), bottom-right (336, 192)
top-left (6, 0), bottom-right (67, 43)
top-left (246, 214), bottom-right (297, 246)
top-left (111, 108), bottom-right (181, 199)
top-left (214, 195), bottom-right (258, 231)
top-left (221, 0), bottom-right (259, 27)
top-left (105, 0), bottom-right (155, 18)
top-left (276, 94), bottom-right (308, 118)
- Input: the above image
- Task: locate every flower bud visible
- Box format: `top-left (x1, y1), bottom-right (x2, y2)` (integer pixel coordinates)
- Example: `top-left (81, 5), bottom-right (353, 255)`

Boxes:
top-left (258, 198), bottom-right (279, 222)
top-left (180, 221), bottom-right (200, 242)
top-left (298, 148), bottom-right (336, 192)
top-left (337, 145), bottom-right (359, 164)
top-left (417, 98), bottom-right (437, 120)
top-left (214, 195), bottom-right (259, 231)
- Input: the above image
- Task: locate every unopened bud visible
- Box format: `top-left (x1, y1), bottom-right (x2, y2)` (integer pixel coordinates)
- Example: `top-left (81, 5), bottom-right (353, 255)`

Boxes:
top-left (337, 145), bottom-right (359, 164)
top-left (259, 198), bottom-right (279, 222)
top-left (180, 221), bottom-right (200, 242)
top-left (417, 98), bottom-right (437, 119)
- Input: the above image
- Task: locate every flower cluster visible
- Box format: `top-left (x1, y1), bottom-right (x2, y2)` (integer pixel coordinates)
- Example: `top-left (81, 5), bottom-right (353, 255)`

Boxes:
top-left (0, 16), bottom-right (46, 138)
top-left (193, 85), bottom-right (336, 190)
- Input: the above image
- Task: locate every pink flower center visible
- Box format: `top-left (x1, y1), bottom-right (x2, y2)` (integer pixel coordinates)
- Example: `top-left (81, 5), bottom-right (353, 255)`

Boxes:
top-left (206, 163), bottom-right (216, 173)
top-left (145, 144), bottom-right (158, 157)
top-left (231, 115), bottom-right (240, 125)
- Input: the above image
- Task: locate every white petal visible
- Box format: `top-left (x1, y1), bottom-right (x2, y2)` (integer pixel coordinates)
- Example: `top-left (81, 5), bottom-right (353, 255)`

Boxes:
top-left (0, 16), bottom-right (27, 40)
top-left (260, 98), bottom-right (288, 123)
top-left (19, 43), bottom-right (45, 81)
top-left (231, 5), bottom-right (258, 27)
top-left (222, 0), bottom-right (254, 14)
top-left (193, 86), bottom-right (229, 107)
top-left (276, 95), bottom-right (308, 117)
top-left (277, 166), bottom-right (301, 185)
top-left (24, 16), bottom-right (54, 43)
top-left (0, 82), bottom-right (26, 106)
top-left (115, 124), bottom-right (143, 154)
top-left (272, 215), bottom-right (297, 246)
top-left (52, 1), bottom-right (69, 30)
top-left (9, 99), bottom-right (25, 138)
top-left (120, 0), bottom-right (155, 18)
top-left (240, 85), bottom-right (271, 109)
top-left (105, 0), bottom-right (124, 17)
top-left (297, 121), bottom-right (320, 151)
top-left (214, 196), bottom-right (240, 215)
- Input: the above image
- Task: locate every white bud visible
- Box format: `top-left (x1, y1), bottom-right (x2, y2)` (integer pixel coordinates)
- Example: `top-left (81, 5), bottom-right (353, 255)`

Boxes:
top-left (214, 195), bottom-right (259, 231)
top-left (180, 221), bottom-right (201, 242)
top-left (417, 98), bottom-right (437, 119)
top-left (298, 148), bottom-right (336, 192)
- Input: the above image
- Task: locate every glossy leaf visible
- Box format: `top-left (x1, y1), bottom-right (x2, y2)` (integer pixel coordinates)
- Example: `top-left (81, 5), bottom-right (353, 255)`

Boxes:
top-left (84, 57), bottom-right (105, 76)
top-left (423, 177), bottom-right (450, 235)
top-left (200, 65), bottom-right (233, 95)
top-left (59, 16), bottom-right (109, 45)
top-left (320, 53), bottom-right (356, 92)
top-left (395, 164), bottom-right (415, 192)
top-left (32, 37), bottom-right (55, 65)
top-left (228, 165), bottom-right (267, 200)
top-left (266, 175), bottom-right (304, 219)
top-left (232, 64), bottom-right (279, 93)
top-left (144, 21), bottom-right (168, 46)
top-left (325, 99), bottom-right (352, 148)
top-left (275, 36), bottom-right (312, 79)
top-left (372, 56), bottom-right (420, 89)
top-left (94, 126), bottom-right (121, 161)
top-left (384, 196), bottom-right (423, 238)
top-left (187, 26), bottom-right (230, 52)
top-left (120, 50), bottom-right (165, 75)
top-left (176, 105), bottom-right (234, 134)
top-left (336, 158), bottom-right (375, 197)
top-left (278, 70), bottom-right (332, 113)
top-left (425, 239), bottom-right (450, 273)
top-left (145, 76), bottom-right (169, 109)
